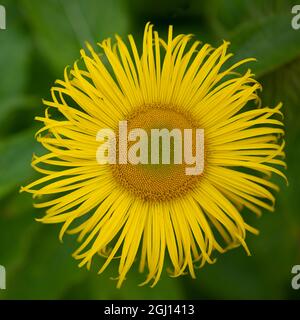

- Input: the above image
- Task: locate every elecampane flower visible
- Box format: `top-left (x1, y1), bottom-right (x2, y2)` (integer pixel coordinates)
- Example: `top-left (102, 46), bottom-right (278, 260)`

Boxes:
top-left (22, 23), bottom-right (286, 287)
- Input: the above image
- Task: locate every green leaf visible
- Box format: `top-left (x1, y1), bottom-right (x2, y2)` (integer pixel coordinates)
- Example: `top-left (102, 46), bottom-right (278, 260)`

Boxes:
top-left (0, 24), bottom-right (31, 98)
top-left (203, 0), bottom-right (296, 37)
top-left (0, 129), bottom-right (41, 199)
top-left (0, 3), bottom-right (33, 132)
top-left (260, 58), bottom-right (300, 228)
top-left (0, 96), bottom-right (39, 125)
top-left (200, 1), bottom-right (300, 78)
top-left (0, 226), bottom-right (87, 299)
top-left (229, 13), bottom-right (300, 78)
top-left (126, 0), bottom-right (202, 20)
top-left (20, 0), bottom-right (130, 75)
top-left (0, 194), bottom-right (40, 298)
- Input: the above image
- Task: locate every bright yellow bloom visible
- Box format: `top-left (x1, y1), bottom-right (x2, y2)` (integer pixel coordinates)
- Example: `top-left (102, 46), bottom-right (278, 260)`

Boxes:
top-left (22, 23), bottom-right (286, 287)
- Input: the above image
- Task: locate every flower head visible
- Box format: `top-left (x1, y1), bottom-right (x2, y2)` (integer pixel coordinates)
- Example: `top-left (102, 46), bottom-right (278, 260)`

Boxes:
top-left (22, 23), bottom-right (286, 287)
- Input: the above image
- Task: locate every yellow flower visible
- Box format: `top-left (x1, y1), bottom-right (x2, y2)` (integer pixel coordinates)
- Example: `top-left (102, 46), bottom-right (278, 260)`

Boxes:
top-left (22, 23), bottom-right (286, 287)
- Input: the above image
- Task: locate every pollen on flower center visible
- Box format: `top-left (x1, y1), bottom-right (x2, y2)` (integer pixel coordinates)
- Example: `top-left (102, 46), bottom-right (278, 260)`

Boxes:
top-left (111, 105), bottom-right (204, 201)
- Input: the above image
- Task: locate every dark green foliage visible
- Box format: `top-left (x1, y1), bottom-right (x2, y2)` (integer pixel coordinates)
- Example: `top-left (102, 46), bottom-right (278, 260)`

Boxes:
top-left (0, 0), bottom-right (299, 299)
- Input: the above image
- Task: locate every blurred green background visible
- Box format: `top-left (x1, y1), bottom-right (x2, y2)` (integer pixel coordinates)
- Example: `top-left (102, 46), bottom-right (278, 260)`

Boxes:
top-left (0, 0), bottom-right (300, 300)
